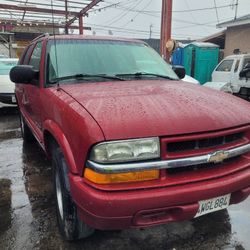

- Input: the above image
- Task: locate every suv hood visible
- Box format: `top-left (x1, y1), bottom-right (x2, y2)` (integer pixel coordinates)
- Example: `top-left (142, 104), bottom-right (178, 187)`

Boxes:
top-left (60, 80), bottom-right (250, 140)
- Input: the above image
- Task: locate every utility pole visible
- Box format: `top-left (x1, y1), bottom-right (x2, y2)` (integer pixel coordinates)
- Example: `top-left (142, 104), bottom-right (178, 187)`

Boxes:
top-left (79, 14), bottom-right (83, 34)
top-left (160, 0), bottom-right (173, 61)
top-left (149, 24), bottom-right (153, 39)
top-left (234, 0), bottom-right (239, 20)
top-left (65, 0), bottom-right (69, 34)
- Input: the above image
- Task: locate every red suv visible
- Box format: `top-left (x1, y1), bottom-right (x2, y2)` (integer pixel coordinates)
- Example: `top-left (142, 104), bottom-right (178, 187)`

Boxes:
top-left (10, 34), bottom-right (250, 241)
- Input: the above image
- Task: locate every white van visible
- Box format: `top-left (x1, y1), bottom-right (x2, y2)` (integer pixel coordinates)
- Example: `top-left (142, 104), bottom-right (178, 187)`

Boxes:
top-left (204, 54), bottom-right (250, 99)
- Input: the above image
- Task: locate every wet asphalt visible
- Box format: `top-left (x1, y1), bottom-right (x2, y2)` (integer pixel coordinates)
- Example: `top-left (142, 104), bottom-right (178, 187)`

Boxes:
top-left (0, 104), bottom-right (250, 250)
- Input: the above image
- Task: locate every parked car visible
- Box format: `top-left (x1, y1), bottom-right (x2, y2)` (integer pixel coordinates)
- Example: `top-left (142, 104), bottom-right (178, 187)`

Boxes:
top-left (0, 58), bottom-right (18, 104)
top-left (0, 54), bottom-right (9, 58)
top-left (10, 35), bottom-right (250, 241)
top-left (182, 74), bottom-right (200, 84)
top-left (204, 81), bottom-right (233, 93)
top-left (204, 54), bottom-right (250, 100)
top-left (172, 65), bottom-right (200, 84)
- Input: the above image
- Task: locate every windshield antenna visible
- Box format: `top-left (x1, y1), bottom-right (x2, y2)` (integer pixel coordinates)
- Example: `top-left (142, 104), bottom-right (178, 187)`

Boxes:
top-left (50, 0), bottom-right (60, 90)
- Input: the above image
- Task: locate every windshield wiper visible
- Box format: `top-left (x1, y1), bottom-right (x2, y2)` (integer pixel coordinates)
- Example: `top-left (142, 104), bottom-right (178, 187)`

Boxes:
top-left (50, 73), bottom-right (125, 84)
top-left (116, 72), bottom-right (177, 80)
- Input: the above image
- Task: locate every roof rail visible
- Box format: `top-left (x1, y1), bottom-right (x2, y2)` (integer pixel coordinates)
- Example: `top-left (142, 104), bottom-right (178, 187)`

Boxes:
top-left (31, 33), bottom-right (50, 43)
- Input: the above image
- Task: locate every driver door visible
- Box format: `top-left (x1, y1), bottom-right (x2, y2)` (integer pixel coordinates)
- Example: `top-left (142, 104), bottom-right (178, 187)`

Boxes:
top-left (23, 41), bottom-right (43, 141)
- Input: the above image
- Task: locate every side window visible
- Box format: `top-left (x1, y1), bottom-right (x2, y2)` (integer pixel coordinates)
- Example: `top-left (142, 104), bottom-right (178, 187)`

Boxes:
top-left (234, 60), bottom-right (240, 72)
top-left (216, 59), bottom-right (234, 72)
top-left (22, 45), bottom-right (35, 65)
top-left (29, 42), bottom-right (42, 70)
top-left (243, 58), bottom-right (250, 69)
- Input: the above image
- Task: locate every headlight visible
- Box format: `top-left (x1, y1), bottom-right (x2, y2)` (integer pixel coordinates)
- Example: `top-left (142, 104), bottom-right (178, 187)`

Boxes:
top-left (90, 137), bottom-right (160, 163)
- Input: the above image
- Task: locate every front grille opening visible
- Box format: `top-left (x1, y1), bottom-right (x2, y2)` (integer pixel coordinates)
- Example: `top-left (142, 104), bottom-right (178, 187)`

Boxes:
top-left (199, 137), bottom-right (223, 148)
top-left (225, 133), bottom-right (243, 143)
top-left (167, 132), bottom-right (244, 153)
top-left (167, 156), bottom-right (240, 175)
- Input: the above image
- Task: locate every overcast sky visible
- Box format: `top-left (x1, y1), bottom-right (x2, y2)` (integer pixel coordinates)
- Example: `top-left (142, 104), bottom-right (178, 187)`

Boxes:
top-left (83, 0), bottom-right (250, 40)
top-left (0, 0), bottom-right (249, 40)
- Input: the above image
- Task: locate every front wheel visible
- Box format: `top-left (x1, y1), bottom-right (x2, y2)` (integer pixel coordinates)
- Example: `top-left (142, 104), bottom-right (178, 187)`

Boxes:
top-left (52, 146), bottom-right (94, 241)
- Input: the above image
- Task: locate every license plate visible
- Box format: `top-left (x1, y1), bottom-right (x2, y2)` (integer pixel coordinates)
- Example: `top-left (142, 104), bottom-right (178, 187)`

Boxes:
top-left (12, 96), bottom-right (16, 103)
top-left (194, 194), bottom-right (231, 218)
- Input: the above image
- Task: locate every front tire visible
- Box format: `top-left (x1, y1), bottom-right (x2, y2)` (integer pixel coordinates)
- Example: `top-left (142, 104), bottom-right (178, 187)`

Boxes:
top-left (52, 146), bottom-right (94, 241)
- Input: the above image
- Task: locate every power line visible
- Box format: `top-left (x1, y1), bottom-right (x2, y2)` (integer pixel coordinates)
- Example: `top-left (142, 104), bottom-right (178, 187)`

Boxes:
top-left (173, 18), bottom-right (215, 28)
top-left (88, 22), bottom-right (158, 34)
top-left (101, 0), bottom-right (137, 25)
top-left (107, 0), bottom-right (145, 26)
top-left (109, 3), bottom-right (236, 14)
top-left (1, 0), bottom-right (86, 10)
top-left (87, 22), bottom-right (206, 39)
top-left (173, 4), bottom-right (236, 13)
top-left (174, 17), bottom-right (232, 30)
top-left (88, 1), bottom-right (122, 13)
top-left (214, 0), bottom-right (220, 23)
top-left (184, 0), bottom-right (209, 33)
top-left (88, 0), bottom-right (137, 13)
top-left (121, 0), bottom-right (153, 28)
top-left (53, 0), bottom-right (95, 5)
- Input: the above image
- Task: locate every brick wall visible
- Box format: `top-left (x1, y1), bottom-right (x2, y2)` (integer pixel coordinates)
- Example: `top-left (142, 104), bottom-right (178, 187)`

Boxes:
top-left (224, 24), bottom-right (250, 57)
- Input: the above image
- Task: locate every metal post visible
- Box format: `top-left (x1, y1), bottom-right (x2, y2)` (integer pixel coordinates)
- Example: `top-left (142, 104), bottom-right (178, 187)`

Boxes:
top-left (67, 0), bottom-right (102, 27)
top-left (234, 0), bottom-right (239, 20)
top-left (160, 0), bottom-right (172, 61)
top-left (9, 34), bottom-right (13, 58)
top-left (79, 14), bottom-right (83, 35)
top-left (65, 0), bottom-right (69, 34)
top-left (149, 24), bottom-right (153, 39)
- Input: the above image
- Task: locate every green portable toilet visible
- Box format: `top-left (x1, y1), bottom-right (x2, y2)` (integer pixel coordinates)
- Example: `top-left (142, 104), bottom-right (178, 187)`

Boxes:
top-left (183, 42), bottom-right (219, 84)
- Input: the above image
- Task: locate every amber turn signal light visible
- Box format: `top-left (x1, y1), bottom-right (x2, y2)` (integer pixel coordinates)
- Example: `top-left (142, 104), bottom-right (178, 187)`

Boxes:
top-left (84, 168), bottom-right (159, 184)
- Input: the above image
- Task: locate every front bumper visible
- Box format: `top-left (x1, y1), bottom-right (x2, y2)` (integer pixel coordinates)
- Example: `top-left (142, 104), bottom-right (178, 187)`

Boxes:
top-left (0, 93), bottom-right (16, 104)
top-left (69, 166), bottom-right (250, 230)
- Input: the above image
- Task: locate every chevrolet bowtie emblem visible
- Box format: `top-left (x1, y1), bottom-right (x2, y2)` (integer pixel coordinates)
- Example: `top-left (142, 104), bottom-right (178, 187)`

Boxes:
top-left (208, 150), bottom-right (229, 163)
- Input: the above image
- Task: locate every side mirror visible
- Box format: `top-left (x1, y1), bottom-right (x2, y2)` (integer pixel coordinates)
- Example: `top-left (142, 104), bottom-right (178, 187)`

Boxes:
top-left (239, 67), bottom-right (250, 79)
top-left (172, 65), bottom-right (186, 79)
top-left (10, 65), bottom-right (39, 84)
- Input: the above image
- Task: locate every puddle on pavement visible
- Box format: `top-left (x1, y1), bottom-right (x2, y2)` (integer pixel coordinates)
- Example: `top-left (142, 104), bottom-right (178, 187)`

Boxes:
top-left (0, 107), bottom-right (21, 140)
top-left (228, 199), bottom-right (250, 250)
top-left (0, 122), bottom-right (250, 249)
top-left (0, 179), bottom-right (12, 234)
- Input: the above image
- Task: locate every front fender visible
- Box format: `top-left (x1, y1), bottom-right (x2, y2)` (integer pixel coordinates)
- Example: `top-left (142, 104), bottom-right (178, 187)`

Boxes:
top-left (43, 119), bottom-right (78, 174)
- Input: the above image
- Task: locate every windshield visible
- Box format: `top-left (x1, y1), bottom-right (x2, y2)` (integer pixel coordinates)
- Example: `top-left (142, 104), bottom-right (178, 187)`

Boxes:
top-left (0, 60), bottom-right (18, 75)
top-left (46, 39), bottom-right (178, 83)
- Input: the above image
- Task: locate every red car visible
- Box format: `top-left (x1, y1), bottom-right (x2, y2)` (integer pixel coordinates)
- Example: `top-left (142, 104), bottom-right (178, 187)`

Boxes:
top-left (10, 34), bottom-right (250, 241)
